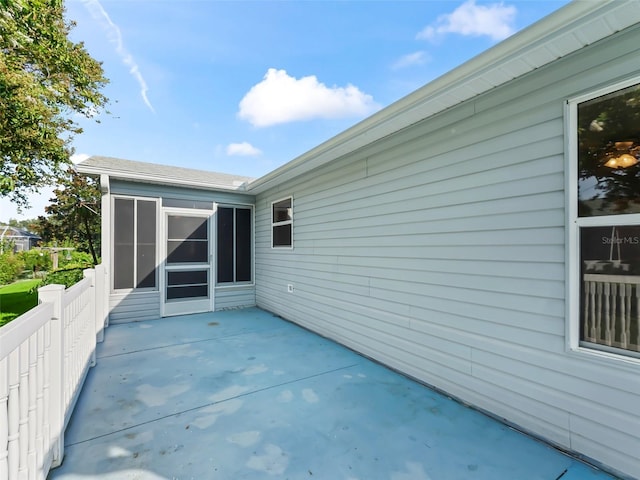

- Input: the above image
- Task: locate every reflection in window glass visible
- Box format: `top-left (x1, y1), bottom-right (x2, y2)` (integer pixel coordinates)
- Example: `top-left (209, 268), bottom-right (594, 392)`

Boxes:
top-left (272, 197), bottom-right (293, 248)
top-left (578, 83), bottom-right (640, 217)
top-left (273, 198), bottom-right (292, 222)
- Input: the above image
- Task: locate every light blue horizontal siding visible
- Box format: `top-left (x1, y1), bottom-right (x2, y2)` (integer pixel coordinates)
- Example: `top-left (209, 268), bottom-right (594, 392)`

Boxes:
top-left (254, 25), bottom-right (640, 479)
top-left (109, 292), bottom-right (161, 323)
top-left (214, 286), bottom-right (256, 310)
top-left (110, 180), bottom-right (254, 205)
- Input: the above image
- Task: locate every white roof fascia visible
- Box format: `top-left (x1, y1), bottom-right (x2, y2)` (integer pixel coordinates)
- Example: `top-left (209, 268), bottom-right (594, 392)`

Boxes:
top-left (247, 0), bottom-right (640, 194)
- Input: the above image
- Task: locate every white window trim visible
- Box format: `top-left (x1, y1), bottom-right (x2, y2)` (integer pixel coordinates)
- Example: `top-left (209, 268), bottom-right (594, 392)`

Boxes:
top-left (271, 196), bottom-right (293, 249)
top-left (565, 76), bottom-right (640, 368)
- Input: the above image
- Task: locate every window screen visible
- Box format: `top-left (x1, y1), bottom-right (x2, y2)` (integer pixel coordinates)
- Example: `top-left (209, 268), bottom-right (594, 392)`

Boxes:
top-left (217, 206), bottom-right (252, 284)
top-left (113, 197), bottom-right (157, 290)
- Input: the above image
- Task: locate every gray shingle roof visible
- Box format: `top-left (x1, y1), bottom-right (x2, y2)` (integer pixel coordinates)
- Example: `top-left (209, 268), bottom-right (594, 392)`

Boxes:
top-left (0, 225), bottom-right (41, 239)
top-left (77, 156), bottom-right (254, 192)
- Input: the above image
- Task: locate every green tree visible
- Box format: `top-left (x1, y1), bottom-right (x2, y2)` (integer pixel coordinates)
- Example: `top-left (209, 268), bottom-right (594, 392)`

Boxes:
top-left (0, 243), bottom-right (25, 284)
top-left (6, 217), bottom-right (39, 231)
top-left (36, 168), bottom-right (101, 264)
top-left (0, 0), bottom-right (108, 206)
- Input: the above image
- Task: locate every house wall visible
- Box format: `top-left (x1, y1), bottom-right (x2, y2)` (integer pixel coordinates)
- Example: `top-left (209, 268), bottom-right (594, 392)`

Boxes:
top-left (105, 180), bottom-right (256, 321)
top-left (0, 229), bottom-right (39, 252)
top-left (109, 291), bottom-right (161, 323)
top-left (254, 25), bottom-right (640, 479)
top-left (214, 286), bottom-right (256, 311)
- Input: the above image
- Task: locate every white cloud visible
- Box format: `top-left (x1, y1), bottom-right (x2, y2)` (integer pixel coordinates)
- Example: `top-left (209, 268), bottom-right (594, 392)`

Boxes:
top-left (392, 51), bottom-right (429, 70)
top-left (417, 0), bottom-right (516, 42)
top-left (238, 68), bottom-right (378, 127)
top-left (82, 0), bottom-right (155, 112)
top-left (226, 142), bottom-right (262, 156)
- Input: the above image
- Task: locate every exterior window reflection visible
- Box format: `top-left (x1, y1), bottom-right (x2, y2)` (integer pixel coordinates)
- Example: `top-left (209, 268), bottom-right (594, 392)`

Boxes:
top-left (577, 83), bottom-right (640, 216)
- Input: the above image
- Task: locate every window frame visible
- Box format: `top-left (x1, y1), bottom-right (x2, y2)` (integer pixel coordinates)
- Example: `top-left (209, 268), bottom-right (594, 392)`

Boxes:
top-left (271, 196), bottom-right (293, 249)
top-left (111, 195), bottom-right (159, 292)
top-left (215, 203), bottom-right (254, 286)
top-left (566, 75), bottom-right (640, 365)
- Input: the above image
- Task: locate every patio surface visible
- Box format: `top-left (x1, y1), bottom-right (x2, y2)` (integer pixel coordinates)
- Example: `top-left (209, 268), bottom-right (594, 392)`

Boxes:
top-left (49, 307), bottom-right (617, 480)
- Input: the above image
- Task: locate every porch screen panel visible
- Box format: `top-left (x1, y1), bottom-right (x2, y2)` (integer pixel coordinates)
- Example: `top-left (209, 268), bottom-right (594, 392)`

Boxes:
top-left (217, 207), bottom-right (234, 283)
top-left (236, 208), bottom-right (252, 282)
top-left (166, 270), bottom-right (208, 300)
top-left (167, 216), bottom-right (208, 264)
top-left (137, 200), bottom-right (156, 288)
top-left (114, 198), bottom-right (134, 289)
top-left (217, 206), bottom-right (252, 284)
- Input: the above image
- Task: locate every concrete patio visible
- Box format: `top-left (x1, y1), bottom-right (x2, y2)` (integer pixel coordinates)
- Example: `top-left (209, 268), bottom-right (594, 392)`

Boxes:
top-left (48, 307), bottom-right (617, 479)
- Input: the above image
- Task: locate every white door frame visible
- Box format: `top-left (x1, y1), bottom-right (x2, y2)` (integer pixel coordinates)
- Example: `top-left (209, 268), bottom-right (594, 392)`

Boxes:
top-left (160, 207), bottom-right (214, 316)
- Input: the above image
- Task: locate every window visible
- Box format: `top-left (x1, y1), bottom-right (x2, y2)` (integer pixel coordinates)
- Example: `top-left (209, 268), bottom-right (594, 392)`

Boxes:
top-left (113, 197), bottom-right (157, 290)
top-left (217, 205), bottom-right (252, 284)
top-left (570, 78), bottom-right (640, 358)
top-left (272, 197), bottom-right (293, 248)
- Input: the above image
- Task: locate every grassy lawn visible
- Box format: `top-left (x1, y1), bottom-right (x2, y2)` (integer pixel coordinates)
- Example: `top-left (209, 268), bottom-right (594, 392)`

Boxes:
top-left (0, 279), bottom-right (41, 327)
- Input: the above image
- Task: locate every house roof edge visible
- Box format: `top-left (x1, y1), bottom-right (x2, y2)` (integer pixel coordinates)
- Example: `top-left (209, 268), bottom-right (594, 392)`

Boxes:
top-left (247, 0), bottom-right (639, 194)
top-left (77, 156), bottom-right (254, 193)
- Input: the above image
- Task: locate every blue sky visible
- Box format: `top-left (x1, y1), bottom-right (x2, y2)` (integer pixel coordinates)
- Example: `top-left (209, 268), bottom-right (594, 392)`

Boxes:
top-left (1, 0), bottom-right (570, 222)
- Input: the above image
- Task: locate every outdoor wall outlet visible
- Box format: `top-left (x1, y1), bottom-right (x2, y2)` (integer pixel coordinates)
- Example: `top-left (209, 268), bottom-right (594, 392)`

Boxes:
top-left (287, 284), bottom-right (294, 293)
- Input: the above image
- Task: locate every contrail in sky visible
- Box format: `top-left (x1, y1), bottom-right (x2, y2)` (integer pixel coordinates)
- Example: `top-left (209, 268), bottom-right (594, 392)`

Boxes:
top-left (82, 0), bottom-right (155, 113)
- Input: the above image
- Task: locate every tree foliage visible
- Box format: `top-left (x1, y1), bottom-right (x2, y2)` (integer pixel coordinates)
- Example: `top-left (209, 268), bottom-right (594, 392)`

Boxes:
top-left (35, 168), bottom-right (101, 264)
top-left (0, 0), bottom-right (108, 206)
top-left (0, 243), bottom-right (25, 284)
top-left (5, 217), bottom-right (38, 231)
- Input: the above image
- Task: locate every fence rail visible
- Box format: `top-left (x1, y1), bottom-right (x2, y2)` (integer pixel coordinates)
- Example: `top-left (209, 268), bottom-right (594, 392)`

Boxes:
top-left (0, 265), bottom-right (106, 480)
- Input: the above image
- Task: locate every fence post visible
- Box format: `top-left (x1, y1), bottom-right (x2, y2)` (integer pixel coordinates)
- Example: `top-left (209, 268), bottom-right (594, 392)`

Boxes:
top-left (37, 284), bottom-right (66, 468)
top-left (0, 356), bottom-right (8, 479)
top-left (94, 265), bottom-right (106, 343)
top-left (83, 269), bottom-right (98, 368)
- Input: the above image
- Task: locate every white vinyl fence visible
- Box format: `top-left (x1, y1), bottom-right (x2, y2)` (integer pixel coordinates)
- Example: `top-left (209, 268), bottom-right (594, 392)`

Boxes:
top-left (0, 265), bottom-right (106, 480)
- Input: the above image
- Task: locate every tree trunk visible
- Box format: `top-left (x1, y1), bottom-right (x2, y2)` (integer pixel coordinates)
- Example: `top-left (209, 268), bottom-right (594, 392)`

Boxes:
top-left (83, 215), bottom-right (98, 265)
